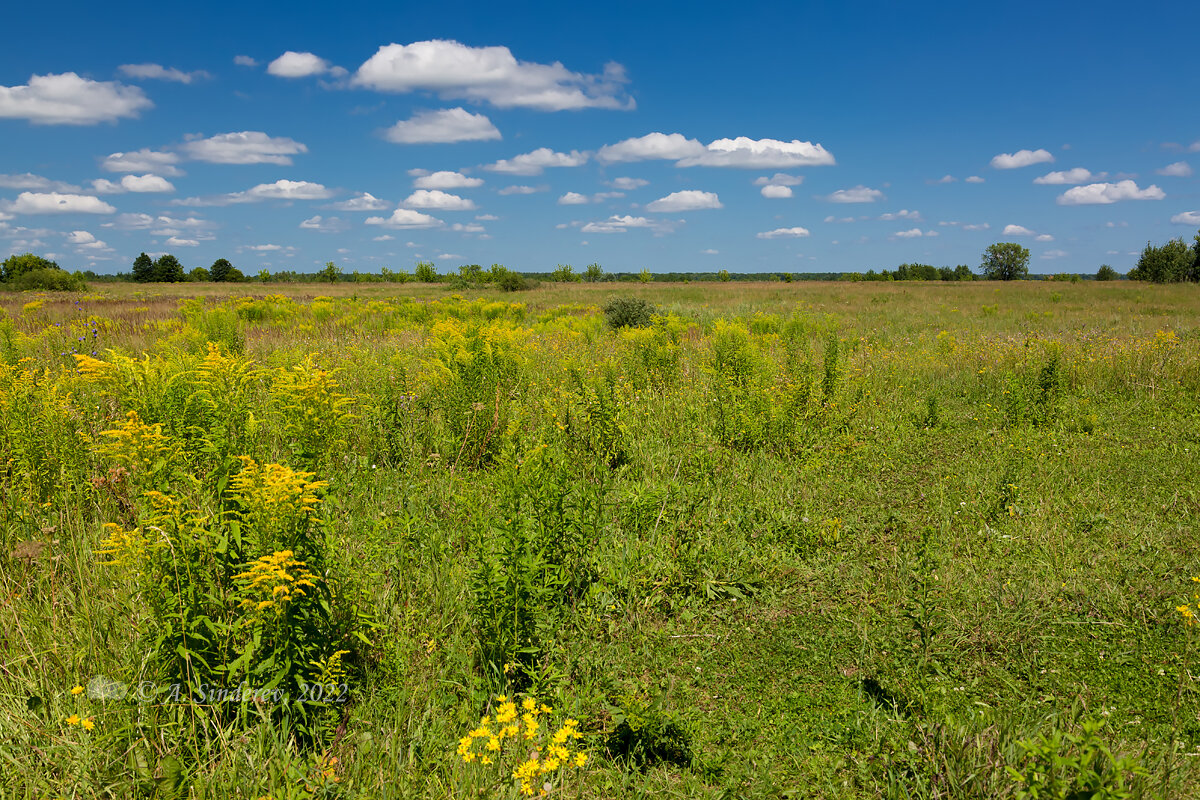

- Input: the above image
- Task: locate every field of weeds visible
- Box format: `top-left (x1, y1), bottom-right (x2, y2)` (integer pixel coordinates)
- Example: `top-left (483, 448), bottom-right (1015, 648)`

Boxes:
top-left (1, 280), bottom-right (1199, 799)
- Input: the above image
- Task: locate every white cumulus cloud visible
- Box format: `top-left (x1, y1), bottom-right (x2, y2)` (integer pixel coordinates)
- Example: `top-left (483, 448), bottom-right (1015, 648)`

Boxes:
top-left (485, 147), bottom-right (588, 175)
top-left (0, 173), bottom-right (81, 192)
top-left (1157, 161), bottom-right (1193, 177)
top-left (384, 107), bottom-right (501, 144)
top-left (118, 64), bottom-right (210, 83)
top-left (268, 51), bottom-right (336, 78)
top-left (365, 208), bottom-right (444, 228)
top-left (101, 148), bottom-right (183, 176)
top-left (1056, 180), bottom-right (1165, 205)
top-left (182, 131), bottom-right (308, 165)
top-left (608, 177), bottom-right (648, 190)
top-left (990, 149), bottom-right (1054, 169)
top-left (413, 171), bottom-right (484, 190)
top-left (402, 189), bottom-right (476, 211)
top-left (580, 215), bottom-right (659, 234)
top-left (757, 227), bottom-right (810, 239)
top-left (645, 190), bottom-right (722, 212)
top-left (596, 132), bottom-right (705, 163)
top-left (760, 185), bottom-right (793, 198)
top-left (753, 173), bottom-right (803, 187)
top-left (678, 137), bottom-right (835, 168)
top-left (66, 230), bottom-right (96, 244)
top-left (234, 55), bottom-right (258, 68)
top-left (826, 185), bottom-right (883, 203)
top-left (299, 215), bottom-right (348, 232)
top-left (880, 209), bottom-right (921, 221)
top-left (1034, 168), bottom-right (1101, 185)
top-left (92, 174), bottom-right (175, 193)
top-left (166, 236), bottom-right (199, 247)
top-left (351, 39), bottom-right (632, 111)
top-left (558, 192), bottom-right (589, 205)
top-left (1003, 224), bottom-right (1035, 236)
top-left (965, 176), bottom-right (985, 183)
top-left (1170, 211), bottom-right (1200, 225)
top-left (0, 73), bottom-right (152, 125)
top-left (498, 185), bottom-right (546, 195)
top-left (1035, 234), bottom-right (1055, 242)
top-left (327, 192), bottom-right (389, 211)
top-left (178, 180), bottom-right (333, 206)
top-left (2, 192), bottom-right (116, 214)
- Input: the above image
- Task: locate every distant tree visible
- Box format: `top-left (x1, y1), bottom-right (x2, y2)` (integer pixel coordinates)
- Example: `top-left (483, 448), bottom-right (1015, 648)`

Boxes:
top-left (584, 262), bottom-right (604, 282)
top-left (717, 269), bottom-right (731, 282)
top-left (954, 264), bottom-right (975, 281)
top-left (257, 269), bottom-right (271, 282)
top-left (225, 267), bottom-right (245, 283)
top-left (209, 258), bottom-right (233, 282)
top-left (318, 261), bottom-right (342, 283)
top-left (189, 266), bottom-right (211, 282)
top-left (1128, 237), bottom-right (1193, 283)
top-left (414, 261), bottom-right (438, 282)
top-left (782, 272), bottom-right (794, 283)
top-left (458, 263), bottom-right (483, 282)
top-left (131, 252), bottom-right (155, 283)
top-left (638, 268), bottom-right (653, 283)
top-left (153, 254), bottom-right (185, 282)
top-left (1095, 264), bottom-right (1118, 281)
top-left (2, 252), bottom-right (60, 282)
top-left (550, 264), bottom-right (580, 282)
top-left (980, 242), bottom-right (1030, 281)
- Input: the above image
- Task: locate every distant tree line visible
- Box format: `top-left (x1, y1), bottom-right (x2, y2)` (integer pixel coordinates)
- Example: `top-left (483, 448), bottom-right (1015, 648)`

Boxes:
top-left (0, 253), bottom-right (87, 291)
top-left (1128, 230), bottom-right (1200, 283)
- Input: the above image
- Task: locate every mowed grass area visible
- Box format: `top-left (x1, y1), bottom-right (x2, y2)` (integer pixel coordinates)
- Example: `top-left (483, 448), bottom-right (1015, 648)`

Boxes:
top-left (1, 280), bottom-right (1198, 799)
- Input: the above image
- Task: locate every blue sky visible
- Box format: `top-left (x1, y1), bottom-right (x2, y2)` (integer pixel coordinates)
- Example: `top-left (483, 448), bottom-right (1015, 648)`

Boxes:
top-left (2, 0), bottom-right (1198, 276)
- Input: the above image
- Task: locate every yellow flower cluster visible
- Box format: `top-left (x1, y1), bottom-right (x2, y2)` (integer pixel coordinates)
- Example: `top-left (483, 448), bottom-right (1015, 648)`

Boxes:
top-left (457, 696), bottom-right (587, 797)
top-left (1178, 578), bottom-right (1200, 627)
top-left (65, 714), bottom-right (95, 731)
top-left (95, 411), bottom-right (176, 474)
top-left (95, 522), bottom-right (160, 567)
top-left (229, 456), bottom-right (328, 522)
top-left (233, 550), bottom-right (318, 618)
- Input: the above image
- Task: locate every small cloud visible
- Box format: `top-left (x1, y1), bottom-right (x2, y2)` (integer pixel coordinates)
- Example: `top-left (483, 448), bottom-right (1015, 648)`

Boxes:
top-left (558, 192), bottom-right (589, 205)
top-left (580, 215), bottom-right (673, 234)
top-left (0, 72), bottom-right (152, 125)
top-left (101, 148), bottom-right (183, 176)
top-left (645, 190), bottom-right (722, 212)
top-left (364, 208), bottom-right (444, 229)
top-left (166, 236), bottom-right (199, 247)
top-left (990, 148), bottom-right (1054, 169)
top-left (383, 107), bottom-right (501, 144)
top-left (702, 248), bottom-right (718, 254)
top-left (402, 189), bottom-right (476, 211)
top-left (118, 63), bottom-right (210, 84)
top-left (372, 234), bottom-right (394, 241)
top-left (757, 226), bottom-right (810, 239)
top-left (962, 222), bottom-right (990, 231)
top-left (1057, 180), bottom-right (1165, 205)
top-left (299, 215), bottom-right (348, 232)
top-left (2, 192), bottom-right (116, 214)
top-left (486, 147), bottom-right (587, 175)
top-left (1170, 211), bottom-right (1200, 225)
top-left (596, 132), bottom-right (705, 163)
top-left (892, 228), bottom-right (937, 239)
top-left (1035, 233), bottom-right (1055, 242)
top-left (498, 184), bottom-right (546, 195)
top-left (1003, 224), bottom-right (1036, 236)
top-left (965, 175), bottom-right (985, 183)
top-left (327, 192), bottom-right (389, 211)
top-left (1156, 161), bottom-right (1193, 177)
top-left (1033, 167), bottom-right (1102, 185)
top-left (760, 185), bottom-right (793, 198)
top-left (91, 174), bottom-right (175, 194)
top-left (181, 131), bottom-right (307, 165)
top-left (476, 214), bottom-right (499, 221)
top-left (753, 173), bottom-right (803, 187)
top-left (1040, 249), bottom-right (1068, 260)
top-left (879, 209), bottom-right (921, 221)
top-left (414, 170), bottom-right (483, 189)
top-left (267, 51), bottom-right (336, 78)
top-left (233, 55), bottom-right (258, 67)
top-left (825, 185), bottom-right (883, 203)
top-left (931, 174), bottom-right (956, 184)
top-left (607, 176), bottom-right (648, 190)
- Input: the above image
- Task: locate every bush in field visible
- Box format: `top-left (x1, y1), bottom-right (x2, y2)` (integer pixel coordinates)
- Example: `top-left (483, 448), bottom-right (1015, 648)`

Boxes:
top-left (1, 253), bottom-right (86, 291)
top-left (209, 258), bottom-right (234, 282)
top-left (1096, 264), bottom-right (1119, 281)
top-left (603, 297), bottom-right (655, 329)
top-left (550, 264), bottom-right (580, 282)
top-left (981, 242), bottom-right (1031, 281)
top-left (1128, 235), bottom-right (1197, 283)
top-left (414, 261), bottom-right (439, 282)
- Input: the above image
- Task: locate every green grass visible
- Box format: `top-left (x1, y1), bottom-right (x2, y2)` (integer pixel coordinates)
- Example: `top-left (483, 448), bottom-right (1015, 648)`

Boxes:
top-left (1, 280), bottom-right (1198, 799)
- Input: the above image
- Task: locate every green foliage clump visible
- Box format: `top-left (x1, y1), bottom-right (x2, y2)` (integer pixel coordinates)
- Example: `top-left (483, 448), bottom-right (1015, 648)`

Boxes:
top-left (1007, 718), bottom-right (1147, 800)
top-left (982, 242), bottom-right (1031, 281)
top-left (606, 691), bottom-right (694, 768)
top-left (414, 261), bottom-right (439, 282)
top-left (550, 264), bottom-right (580, 282)
top-left (1, 253), bottom-right (86, 291)
top-left (1096, 264), bottom-right (1119, 281)
top-left (603, 297), bottom-right (656, 329)
top-left (1128, 235), bottom-right (1198, 283)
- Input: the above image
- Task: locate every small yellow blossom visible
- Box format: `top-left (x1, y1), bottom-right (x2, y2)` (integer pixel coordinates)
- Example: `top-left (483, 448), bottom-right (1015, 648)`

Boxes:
top-left (71, 685), bottom-right (84, 696)
top-left (81, 718), bottom-right (95, 731)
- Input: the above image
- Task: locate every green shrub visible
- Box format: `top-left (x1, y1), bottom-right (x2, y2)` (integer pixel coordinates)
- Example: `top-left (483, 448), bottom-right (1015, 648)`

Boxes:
top-left (603, 297), bottom-right (656, 329)
top-left (9, 268), bottom-right (87, 291)
top-left (606, 691), bottom-right (694, 768)
top-left (1096, 264), bottom-right (1119, 281)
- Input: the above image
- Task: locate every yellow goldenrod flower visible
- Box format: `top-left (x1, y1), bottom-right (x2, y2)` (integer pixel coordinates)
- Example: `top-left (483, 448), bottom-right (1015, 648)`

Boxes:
top-left (81, 718), bottom-right (95, 731)
top-left (66, 714), bottom-right (80, 726)
top-left (71, 685), bottom-right (84, 695)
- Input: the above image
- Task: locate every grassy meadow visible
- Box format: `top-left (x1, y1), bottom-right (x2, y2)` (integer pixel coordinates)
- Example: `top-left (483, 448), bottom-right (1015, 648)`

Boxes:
top-left (1, 279), bottom-right (1199, 799)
